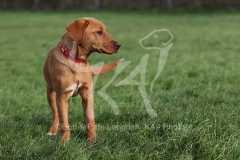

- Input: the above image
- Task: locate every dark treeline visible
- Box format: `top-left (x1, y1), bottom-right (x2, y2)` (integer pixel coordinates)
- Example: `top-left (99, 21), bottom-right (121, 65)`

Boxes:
top-left (1, 0), bottom-right (240, 10)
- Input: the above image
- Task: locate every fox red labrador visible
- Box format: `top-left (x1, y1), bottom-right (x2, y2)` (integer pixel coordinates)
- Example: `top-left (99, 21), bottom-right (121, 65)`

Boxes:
top-left (43, 17), bottom-right (121, 142)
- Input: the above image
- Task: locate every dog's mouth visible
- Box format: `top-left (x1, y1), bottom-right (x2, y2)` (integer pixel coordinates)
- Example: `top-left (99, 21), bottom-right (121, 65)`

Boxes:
top-left (97, 48), bottom-right (109, 54)
top-left (97, 47), bottom-right (119, 55)
top-left (93, 41), bottom-right (121, 55)
top-left (99, 50), bottom-right (115, 55)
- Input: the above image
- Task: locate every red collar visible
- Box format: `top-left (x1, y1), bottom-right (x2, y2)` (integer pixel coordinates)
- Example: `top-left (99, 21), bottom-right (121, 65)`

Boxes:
top-left (60, 44), bottom-right (85, 63)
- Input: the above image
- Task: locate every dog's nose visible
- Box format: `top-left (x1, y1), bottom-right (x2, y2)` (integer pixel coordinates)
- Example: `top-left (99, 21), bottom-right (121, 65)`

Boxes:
top-left (114, 42), bottom-right (121, 49)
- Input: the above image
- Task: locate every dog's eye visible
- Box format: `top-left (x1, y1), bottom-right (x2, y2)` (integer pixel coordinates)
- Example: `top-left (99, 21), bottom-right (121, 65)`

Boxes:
top-left (97, 30), bottom-right (103, 35)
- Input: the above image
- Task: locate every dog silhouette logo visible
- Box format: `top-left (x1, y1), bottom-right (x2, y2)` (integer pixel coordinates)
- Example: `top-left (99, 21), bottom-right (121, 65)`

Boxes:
top-left (139, 29), bottom-right (174, 91)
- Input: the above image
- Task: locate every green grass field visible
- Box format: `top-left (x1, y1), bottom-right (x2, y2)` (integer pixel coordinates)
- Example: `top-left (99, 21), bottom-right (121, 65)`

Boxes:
top-left (0, 10), bottom-right (240, 159)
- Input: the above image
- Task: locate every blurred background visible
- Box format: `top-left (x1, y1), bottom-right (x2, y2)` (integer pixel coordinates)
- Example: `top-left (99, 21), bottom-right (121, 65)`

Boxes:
top-left (1, 1), bottom-right (240, 159)
top-left (1, 0), bottom-right (240, 10)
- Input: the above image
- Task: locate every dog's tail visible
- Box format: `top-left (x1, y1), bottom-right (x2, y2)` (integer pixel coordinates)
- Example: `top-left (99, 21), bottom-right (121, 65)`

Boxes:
top-left (90, 58), bottom-right (124, 76)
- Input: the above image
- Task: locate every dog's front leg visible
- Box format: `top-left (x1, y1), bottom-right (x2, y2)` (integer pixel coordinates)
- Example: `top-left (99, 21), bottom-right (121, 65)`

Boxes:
top-left (80, 85), bottom-right (96, 141)
top-left (56, 94), bottom-right (70, 142)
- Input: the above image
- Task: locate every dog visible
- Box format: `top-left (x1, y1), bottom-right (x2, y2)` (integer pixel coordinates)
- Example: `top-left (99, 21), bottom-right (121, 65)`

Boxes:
top-left (43, 17), bottom-right (121, 142)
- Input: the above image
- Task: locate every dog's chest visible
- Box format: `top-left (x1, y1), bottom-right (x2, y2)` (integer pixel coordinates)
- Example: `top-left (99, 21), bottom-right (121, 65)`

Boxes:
top-left (65, 83), bottom-right (82, 98)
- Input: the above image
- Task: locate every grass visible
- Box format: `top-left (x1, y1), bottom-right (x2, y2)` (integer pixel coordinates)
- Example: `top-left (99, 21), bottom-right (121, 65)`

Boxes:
top-left (0, 10), bottom-right (240, 159)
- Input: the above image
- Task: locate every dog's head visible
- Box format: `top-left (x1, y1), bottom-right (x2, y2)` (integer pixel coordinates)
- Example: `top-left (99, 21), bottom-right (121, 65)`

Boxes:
top-left (139, 29), bottom-right (174, 50)
top-left (66, 17), bottom-right (121, 55)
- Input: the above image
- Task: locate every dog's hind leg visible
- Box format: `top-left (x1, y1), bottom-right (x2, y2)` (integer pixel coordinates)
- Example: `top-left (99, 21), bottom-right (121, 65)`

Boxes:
top-left (46, 86), bottom-right (59, 136)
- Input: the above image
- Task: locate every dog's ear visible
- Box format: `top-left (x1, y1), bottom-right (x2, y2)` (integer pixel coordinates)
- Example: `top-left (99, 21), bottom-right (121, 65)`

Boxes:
top-left (66, 19), bottom-right (89, 44)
